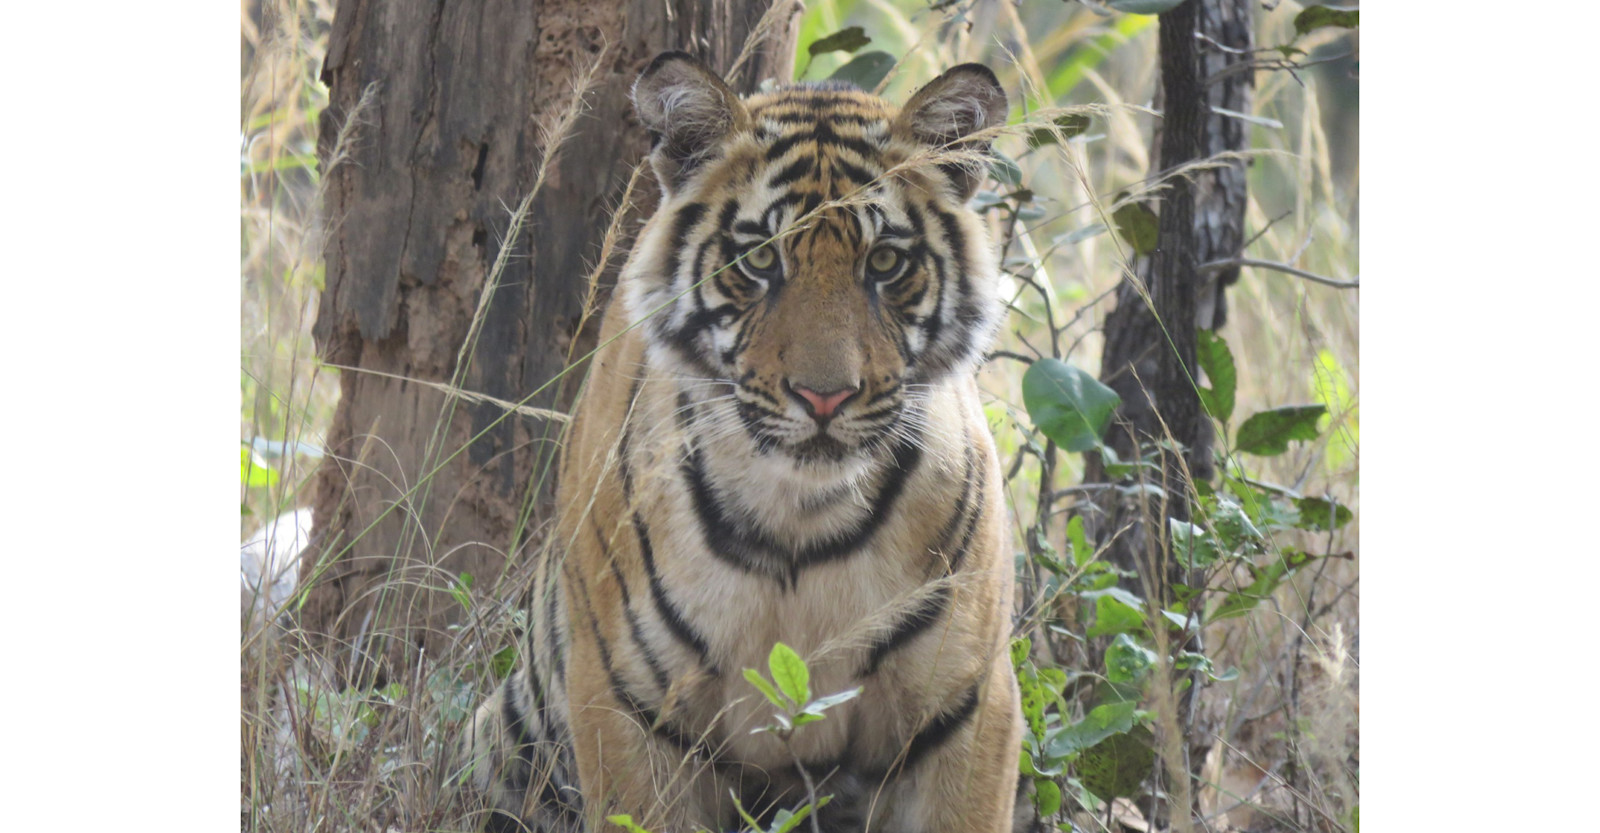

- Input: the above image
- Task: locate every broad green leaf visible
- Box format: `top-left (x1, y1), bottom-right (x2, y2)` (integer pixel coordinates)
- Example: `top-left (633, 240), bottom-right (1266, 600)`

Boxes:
top-left (1067, 515), bottom-right (1093, 568)
top-left (1104, 633), bottom-right (1156, 684)
top-left (989, 150), bottom-right (1023, 187)
top-left (1010, 636), bottom-right (1031, 668)
top-left (1105, 0), bottom-right (1188, 13)
top-left (807, 26), bottom-right (871, 56)
top-left (1294, 6), bottom-right (1359, 37)
top-left (1209, 550), bottom-right (1317, 621)
top-left (1235, 405), bottom-right (1326, 456)
top-left (1312, 348), bottom-right (1358, 472)
top-left (1022, 358), bottom-right (1121, 453)
top-left (1046, 699), bottom-right (1138, 758)
top-left (1026, 114), bottom-right (1092, 149)
top-left (1294, 496), bottom-right (1353, 532)
top-left (768, 642), bottom-right (811, 707)
top-left (1169, 519), bottom-right (1220, 570)
top-left (827, 50), bottom-right (895, 91)
top-left (1077, 725), bottom-right (1155, 802)
top-left (1196, 330), bottom-right (1237, 423)
top-left (1110, 201), bottom-right (1159, 255)
top-left (1034, 777), bottom-right (1062, 816)
top-left (743, 668), bottom-right (787, 710)
top-left (1085, 588), bottom-right (1144, 638)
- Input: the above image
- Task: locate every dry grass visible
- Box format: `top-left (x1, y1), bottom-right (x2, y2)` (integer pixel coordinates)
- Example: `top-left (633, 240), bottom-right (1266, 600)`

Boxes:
top-left (240, 1), bottom-right (1357, 830)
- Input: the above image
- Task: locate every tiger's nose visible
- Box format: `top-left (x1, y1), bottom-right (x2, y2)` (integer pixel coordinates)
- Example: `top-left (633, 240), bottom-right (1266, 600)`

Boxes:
top-left (787, 382), bottom-right (860, 422)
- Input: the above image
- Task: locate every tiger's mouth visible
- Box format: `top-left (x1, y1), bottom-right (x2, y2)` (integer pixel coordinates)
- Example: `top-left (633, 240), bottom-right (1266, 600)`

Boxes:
top-left (732, 394), bottom-right (904, 465)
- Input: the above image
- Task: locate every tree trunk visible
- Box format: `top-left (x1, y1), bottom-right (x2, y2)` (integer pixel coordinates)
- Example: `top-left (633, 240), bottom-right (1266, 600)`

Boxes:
top-left (1085, 0), bottom-right (1253, 593)
top-left (305, 0), bottom-right (796, 682)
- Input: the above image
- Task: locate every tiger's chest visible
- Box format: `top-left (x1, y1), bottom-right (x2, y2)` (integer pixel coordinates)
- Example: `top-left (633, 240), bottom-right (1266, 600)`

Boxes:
top-left (619, 407), bottom-right (988, 770)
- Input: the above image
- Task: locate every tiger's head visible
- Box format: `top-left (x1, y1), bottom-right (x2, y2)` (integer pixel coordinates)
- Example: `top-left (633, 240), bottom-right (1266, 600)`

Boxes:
top-left (621, 52), bottom-right (1006, 469)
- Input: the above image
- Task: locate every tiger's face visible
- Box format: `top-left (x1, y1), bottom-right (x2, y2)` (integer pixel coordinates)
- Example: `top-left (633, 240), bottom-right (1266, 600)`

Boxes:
top-left (624, 54), bottom-right (1007, 468)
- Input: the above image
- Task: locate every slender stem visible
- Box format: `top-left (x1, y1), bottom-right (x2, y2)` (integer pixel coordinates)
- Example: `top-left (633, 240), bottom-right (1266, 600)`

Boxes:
top-left (1201, 257), bottom-right (1359, 289)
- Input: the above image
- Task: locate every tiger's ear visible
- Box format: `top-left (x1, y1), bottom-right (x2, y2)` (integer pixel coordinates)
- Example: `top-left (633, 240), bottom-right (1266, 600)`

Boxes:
top-left (896, 64), bottom-right (1007, 200)
top-left (632, 52), bottom-right (750, 194)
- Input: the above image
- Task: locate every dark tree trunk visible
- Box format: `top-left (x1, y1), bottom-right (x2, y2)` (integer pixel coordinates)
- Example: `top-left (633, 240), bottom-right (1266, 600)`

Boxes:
top-left (1084, 0), bottom-right (1253, 593)
top-left (304, 0), bottom-right (796, 682)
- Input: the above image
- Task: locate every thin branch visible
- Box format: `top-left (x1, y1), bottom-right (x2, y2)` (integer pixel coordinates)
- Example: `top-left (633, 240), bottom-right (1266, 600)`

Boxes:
top-left (987, 350), bottom-right (1036, 366)
top-left (1201, 257), bottom-right (1359, 289)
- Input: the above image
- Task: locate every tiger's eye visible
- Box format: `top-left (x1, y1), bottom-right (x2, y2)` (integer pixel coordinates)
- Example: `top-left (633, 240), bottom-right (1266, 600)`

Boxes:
top-left (868, 247), bottom-right (903, 276)
top-left (744, 244), bottom-right (777, 271)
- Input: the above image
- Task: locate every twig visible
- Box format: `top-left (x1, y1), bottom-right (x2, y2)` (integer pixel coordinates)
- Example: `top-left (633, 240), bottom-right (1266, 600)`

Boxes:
top-left (1201, 257), bottom-right (1358, 289)
top-left (988, 350), bottom-right (1036, 366)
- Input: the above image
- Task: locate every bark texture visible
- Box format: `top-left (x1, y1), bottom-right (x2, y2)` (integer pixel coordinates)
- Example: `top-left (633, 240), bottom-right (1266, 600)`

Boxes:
top-left (1085, 0), bottom-right (1254, 588)
top-left (305, 0), bottom-right (796, 681)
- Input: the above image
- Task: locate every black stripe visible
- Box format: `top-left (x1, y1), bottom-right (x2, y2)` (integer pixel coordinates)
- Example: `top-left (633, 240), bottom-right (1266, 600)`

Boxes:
top-left (834, 158), bottom-right (879, 187)
top-left (763, 111), bottom-right (875, 126)
top-left (665, 202), bottom-right (708, 280)
top-left (682, 432), bottom-right (923, 586)
top-left (767, 156), bottom-right (814, 188)
top-left (618, 410), bottom-right (719, 673)
top-left (764, 126), bottom-right (880, 163)
top-left (862, 585), bottom-right (951, 676)
top-left (633, 509), bottom-right (718, 672)
top-left (943, 456), bottom-right (987, 576)
top-left (598, 519), bottom-right (672, 693)
top-left (900, 682), bottom-right (982, 772)
top-left (566, 566), bottom-right (706, 756)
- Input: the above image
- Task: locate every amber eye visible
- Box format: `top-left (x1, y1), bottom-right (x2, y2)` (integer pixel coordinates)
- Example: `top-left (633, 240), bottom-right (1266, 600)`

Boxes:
top-left (867, 247), bottom-right (904, 279)
top-left (743, 244), bottom-right (778, 273)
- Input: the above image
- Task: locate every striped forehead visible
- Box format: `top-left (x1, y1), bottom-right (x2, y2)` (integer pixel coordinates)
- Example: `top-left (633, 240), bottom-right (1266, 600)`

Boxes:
top-left (746, 88), bottom-right (897, 200)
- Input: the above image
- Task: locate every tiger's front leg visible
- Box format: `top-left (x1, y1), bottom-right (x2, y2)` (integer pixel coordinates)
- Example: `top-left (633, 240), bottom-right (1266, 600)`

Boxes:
top-left (564, 601), bottom-right (728, 832)
top-left (880, 656), bottom-right (1025, 833)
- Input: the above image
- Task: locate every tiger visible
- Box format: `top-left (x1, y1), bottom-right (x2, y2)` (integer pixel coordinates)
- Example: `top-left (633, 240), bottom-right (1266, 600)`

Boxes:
top-left (462, 51), bottom-right (1023, 833)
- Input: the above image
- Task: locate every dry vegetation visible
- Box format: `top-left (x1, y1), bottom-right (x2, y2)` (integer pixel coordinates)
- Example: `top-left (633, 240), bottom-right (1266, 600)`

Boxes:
top-left (241, 1), bottom-right (1357, 830)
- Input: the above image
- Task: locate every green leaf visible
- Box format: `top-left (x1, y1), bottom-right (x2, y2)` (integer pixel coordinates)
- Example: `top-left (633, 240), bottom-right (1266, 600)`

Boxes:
top-left (801, 686), bottom-right (863, 717)
top-left (989, 150), bottom-right (1023, 187)
top-left (1104, 633), bottom-right (1156, 685)
top-left (1077, 724), bottom-right (1155, 802)
top-left (1110, 201), bottom-right (1159, 255)
top-left (1033, 777), bottom-right (1062, 816)
top-left (1022, 358), bottom-right (1121, 453)
top-left (1046, 700), bottom-right (1138, 758)
top-left (1085, 588), bottom-right (1144, 638)
top-left (241, 447), bottom-right (280, 488)
top-left (1235, 405), bottom-right (1326, 456)
top-left (491, 644), bottom-right (518, 679)
top-left (743, 668), bottom-right (787, 710)
top-left (1195, 330), bottom-right (1237, 423)
top-left (1169, 519), bottom-right (1220, 570)
top-left (1104, 0), bottom-right (1188, 13)
top-left (606, 814), bottom-right (653, 833)
top-left (1067, 515), bottom-right (1093, 568)
top-left (770, 795), bottom-right (830, 833)
top-left (827, 50), bottom-right (895, 91)
top-left (768, 642), bottom-right (811, 708)
top-left (1294, 496), bottom-right (1353, 532)
top-left (1026, 114), bottom-right (1092, 149)
top-left (1294, 6), bottom-right (1359, 37)
top-left (807, 26), bottom-right (871, 56)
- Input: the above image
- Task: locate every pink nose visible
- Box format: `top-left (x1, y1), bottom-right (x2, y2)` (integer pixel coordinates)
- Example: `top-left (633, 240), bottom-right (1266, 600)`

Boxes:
top-left (791, 384), bottom-right (859, 421)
